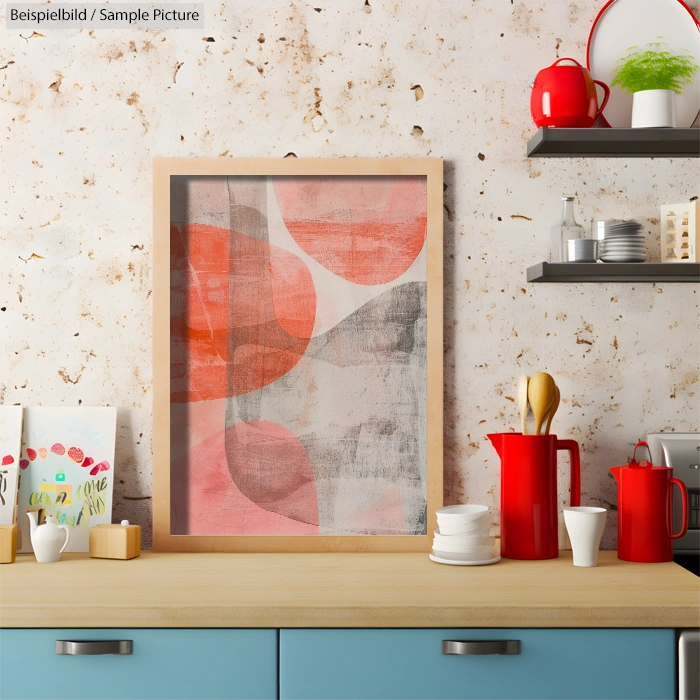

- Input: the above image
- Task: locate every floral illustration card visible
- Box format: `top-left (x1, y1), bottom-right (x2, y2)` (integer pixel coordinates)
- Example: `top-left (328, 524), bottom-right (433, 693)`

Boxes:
top-left (18, 407), bottom-right (117, 553)
top-left (0, 405), bottom-right (23, 525)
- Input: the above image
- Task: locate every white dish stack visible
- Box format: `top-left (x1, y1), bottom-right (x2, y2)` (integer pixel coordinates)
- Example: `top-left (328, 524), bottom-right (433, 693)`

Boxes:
top-left (429, 505), bottom-right (500, 566)
top-left (598, 221), bottom-right (646, 263)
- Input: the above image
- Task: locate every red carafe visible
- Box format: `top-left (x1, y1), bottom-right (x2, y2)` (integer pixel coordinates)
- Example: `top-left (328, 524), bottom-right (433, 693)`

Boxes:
top-left (610, 441), bottom-right (688, 563)
top-left (488, 433), bottom-right (580, 560)
top-left (530, 58), bottom-right (610, 128)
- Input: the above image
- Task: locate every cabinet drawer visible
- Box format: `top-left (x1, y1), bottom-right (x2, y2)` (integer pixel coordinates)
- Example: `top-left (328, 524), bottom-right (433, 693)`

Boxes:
top-left (280, 628), bottom-right (674, 700)
top-left (0, 629), bottom-right (277, 700)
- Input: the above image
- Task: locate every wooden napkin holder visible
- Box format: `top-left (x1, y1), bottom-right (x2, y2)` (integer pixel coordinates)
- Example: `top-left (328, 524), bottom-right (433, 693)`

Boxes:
top-left (89, 521), bottom-right (141, 560)
top-left (0, 524), bottom-right (18, 564)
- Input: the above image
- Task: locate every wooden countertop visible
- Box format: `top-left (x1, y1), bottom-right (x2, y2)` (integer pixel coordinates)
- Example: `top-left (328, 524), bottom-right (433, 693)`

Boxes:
top-left (1, 551), bottom-right (697, 629)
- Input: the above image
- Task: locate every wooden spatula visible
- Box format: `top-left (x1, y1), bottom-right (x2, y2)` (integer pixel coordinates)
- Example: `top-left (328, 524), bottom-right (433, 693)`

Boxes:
top-left (544, 385), bottom-right (560, 435)
top-left (528, 372), bottom-right (556, 435)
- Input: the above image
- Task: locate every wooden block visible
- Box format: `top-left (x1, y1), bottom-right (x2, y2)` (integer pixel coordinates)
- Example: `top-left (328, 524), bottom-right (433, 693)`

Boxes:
top-left (0, 524), bottom-right (18, 564)
top-left (89, 521), bottom-right (141, 560)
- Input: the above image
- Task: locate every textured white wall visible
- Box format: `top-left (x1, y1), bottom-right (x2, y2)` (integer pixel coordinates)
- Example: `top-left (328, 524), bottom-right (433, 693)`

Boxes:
top-left (2, 1), bottom-right (698, 548)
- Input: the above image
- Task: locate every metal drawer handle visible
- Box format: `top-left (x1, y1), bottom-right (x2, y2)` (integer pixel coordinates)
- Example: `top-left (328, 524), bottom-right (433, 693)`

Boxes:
top-left (442, 640), bottom-right (520, 656)
top-left (56, 640), bottom-right (133, 656)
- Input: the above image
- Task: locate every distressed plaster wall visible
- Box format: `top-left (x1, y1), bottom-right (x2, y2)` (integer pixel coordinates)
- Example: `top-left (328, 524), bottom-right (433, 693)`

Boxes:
top-left (2, 1), bottom-right (698, 549)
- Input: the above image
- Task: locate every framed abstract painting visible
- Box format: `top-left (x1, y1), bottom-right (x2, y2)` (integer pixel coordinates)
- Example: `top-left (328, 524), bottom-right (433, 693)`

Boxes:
top-left (153, 158), bottom-right (443, 552)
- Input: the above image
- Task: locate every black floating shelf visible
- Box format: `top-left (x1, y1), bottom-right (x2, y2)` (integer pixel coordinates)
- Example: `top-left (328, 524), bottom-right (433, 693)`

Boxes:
top-left (527, 262), bottom-right (700, 283)
top-left (527, 127), bottom-right (700, 158)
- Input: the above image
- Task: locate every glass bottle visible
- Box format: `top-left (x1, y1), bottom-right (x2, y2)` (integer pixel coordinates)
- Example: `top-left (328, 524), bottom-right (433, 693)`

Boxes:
top-left (550, 197), bottom-right (585, 262)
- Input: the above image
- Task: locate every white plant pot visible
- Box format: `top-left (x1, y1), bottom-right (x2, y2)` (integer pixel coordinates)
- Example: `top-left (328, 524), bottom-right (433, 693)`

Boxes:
top-left (631, 89), bottom-right (677, 128)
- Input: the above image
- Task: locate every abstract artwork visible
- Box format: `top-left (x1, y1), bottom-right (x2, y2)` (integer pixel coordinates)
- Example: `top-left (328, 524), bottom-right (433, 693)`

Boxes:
top-left (17, 407), bottom-right (116, 552)
top-left (153, 159), bottom-right (443, 551)
top-left (0, 405), bottom-right (23, 525)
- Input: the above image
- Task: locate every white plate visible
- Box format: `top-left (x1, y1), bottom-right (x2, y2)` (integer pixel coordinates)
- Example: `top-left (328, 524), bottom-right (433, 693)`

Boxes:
top-left (587, 0), bottom-right (700, 127)
top-left (436, 505), bottom-right (489, 521)
top-left (603, 243), bottom-right (644, 247)
top-left (601, 243), bottom-right (645, 248)
top-left (429, 554), bottom-right (502, 566)
top-left (601, 250), bottom-right (646, 255)
top-left (601, 247), bottom-right (645, 251)
top-left (433, 531), bottom-right (493, 546)
top-left (432, 548), bottom-right (496, 561)
top-left (436, 517), bottom-right (491, 535)
top-left (431, 541), bottom-right (496, 554)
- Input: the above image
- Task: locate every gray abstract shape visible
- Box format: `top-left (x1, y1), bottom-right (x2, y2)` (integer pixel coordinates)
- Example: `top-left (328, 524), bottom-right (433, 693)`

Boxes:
top-left (227, 176), bottom-right (269, 242)
top-left (226, 282), bottom-right (427, 535)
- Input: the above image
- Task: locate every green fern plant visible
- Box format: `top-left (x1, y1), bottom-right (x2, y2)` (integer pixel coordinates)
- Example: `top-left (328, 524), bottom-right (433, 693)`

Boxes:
top-left (611, 40), bottom-right (699, 94)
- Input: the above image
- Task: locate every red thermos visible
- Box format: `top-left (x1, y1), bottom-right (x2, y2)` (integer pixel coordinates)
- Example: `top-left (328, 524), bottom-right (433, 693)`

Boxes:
top-left (610, 441), bottom-right (688, 563)
top-left (488, 433), bottom-right (580, 560)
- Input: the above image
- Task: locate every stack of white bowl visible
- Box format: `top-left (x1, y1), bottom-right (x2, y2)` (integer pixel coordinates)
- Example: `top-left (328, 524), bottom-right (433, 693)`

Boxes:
top-left (432, 505), bottom-right (497, 563)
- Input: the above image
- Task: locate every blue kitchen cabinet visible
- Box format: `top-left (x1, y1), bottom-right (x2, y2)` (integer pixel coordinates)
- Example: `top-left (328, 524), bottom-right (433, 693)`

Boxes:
top-left (279, 628), bottom-right (675, 700)
top-left (0, 629), bottom-right (278, 700)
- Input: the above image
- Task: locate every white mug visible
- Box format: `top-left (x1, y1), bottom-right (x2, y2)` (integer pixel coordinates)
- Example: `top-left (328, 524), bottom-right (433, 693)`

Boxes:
top-left (563, 507), bottom-right (607, 567)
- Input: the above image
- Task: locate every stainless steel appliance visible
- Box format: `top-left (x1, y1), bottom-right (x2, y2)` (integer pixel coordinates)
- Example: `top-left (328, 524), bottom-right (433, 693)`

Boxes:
top-left (647, 432), bottom-right (699, 574)
top-left (678, 630), bottom-right (700, 700)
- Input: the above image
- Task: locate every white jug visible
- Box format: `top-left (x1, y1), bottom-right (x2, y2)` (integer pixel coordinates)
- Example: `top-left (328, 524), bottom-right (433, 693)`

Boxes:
top-left (27, 512), bottom-right (70, 563)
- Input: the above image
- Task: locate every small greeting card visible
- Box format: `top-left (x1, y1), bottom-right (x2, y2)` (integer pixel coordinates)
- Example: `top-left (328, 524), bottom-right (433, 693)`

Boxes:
top-left (18, 407), bottom-right (117, 553)
top-left (0, 405), bottom-right (23, 525)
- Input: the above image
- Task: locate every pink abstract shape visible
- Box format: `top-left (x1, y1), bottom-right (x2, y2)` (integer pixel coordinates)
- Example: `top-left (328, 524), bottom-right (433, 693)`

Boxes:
top-left (38, 448), bottom-right (47, 459)
top-left (50, 443), bottom-right (65, 456)
top-left (344, 485), bottom-right (408, 535)
top-left (19, 459), bottom-right (29, 469)
top-left (170, 428), bottom-right (319, 535)
top-left (225, 421), bottom-right (319, 526)
top-left (170, 223), bottom-right (316, 402)
top-left (26, 448), bottom-right (37, 461)
top-left (273, 176), bottom-right (427, 285)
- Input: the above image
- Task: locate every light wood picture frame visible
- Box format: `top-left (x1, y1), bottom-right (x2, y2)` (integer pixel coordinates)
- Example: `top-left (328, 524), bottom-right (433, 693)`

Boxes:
top-left (153, 158), bottom-right (443, 552)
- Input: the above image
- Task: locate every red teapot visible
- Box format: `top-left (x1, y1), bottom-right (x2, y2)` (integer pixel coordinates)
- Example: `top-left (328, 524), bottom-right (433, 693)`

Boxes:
top-left (531, 58), bottom-right (610, 128)
top-left (610, 441), bottom-right (688, 563)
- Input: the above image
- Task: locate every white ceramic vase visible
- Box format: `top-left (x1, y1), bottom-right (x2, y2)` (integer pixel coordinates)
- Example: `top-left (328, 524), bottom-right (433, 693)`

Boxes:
top-left (631, 89), bottom-right (677, 128)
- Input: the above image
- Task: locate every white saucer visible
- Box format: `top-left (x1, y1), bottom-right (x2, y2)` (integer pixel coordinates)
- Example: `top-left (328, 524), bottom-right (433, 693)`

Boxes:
top-left (429, 554), bottom-right (502, 566)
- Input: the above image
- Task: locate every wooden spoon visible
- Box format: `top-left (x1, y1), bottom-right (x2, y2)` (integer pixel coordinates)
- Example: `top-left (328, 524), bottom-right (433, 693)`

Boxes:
top-left (517, 375), bottom-right (529, 435)
top-left (544, 385), bottom-right (560, 435)
top-left (528, 372), bottom-right (556, 435)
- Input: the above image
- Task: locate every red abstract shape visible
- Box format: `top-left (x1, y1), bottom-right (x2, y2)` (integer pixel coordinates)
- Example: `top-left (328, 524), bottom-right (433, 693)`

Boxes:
top-left (19, 459), bottom-right (29, 469)
top-left (67, 447), bottom-right (84, 464)
top-left (50, 443), bottom-right (65, 456)
top-left (26, 448), bottom-right (37, 461)
top-left (38, 448), bottom-right (47, 459)
top-left (225, 420), bottom-right (318, 526)
top-left (89, 465), bottom-right (100, 476)
top-left (273, 176), bottom-right (427, 285)
top-left (1, 455), bottom-right (14, 466)
top-left (170, 223), bottom-right (316, 402)
top-left (81, 456), bottom-right (94, 468)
